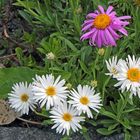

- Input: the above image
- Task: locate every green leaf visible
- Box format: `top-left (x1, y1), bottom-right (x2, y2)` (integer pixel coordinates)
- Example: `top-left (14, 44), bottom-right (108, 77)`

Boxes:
top-left (13, 0), bottom-right (36, 8)
top-left (78, 60), bottom-right (89, 74)
top-left (42, 119), bottom-right (53, 125)
top-left (88, 120), bottom-right (97, 126)
top-left (124, 130), bottom-right (131, 140)
top-left (41, 107), bottom-right (50, 116)
top-left (110, 101), bottom-right (117, 113)
top-left (15, 47), bottom-right (23, 65)
top-left (100, 108), bottom-right (117, 120)
top-left (130, 120), bottom-right (140, 126)
top-left (81, 126), bottom-right (88, 133)
top-left (0, 67), bottom-right (37, 99)
top-left (97, 128), bottom-right (117, 136)
top-left (108, 123), bottom-right (119, 131)
top-left (123, 108), bottom-right (139, 114)
top-left (50, 33), bottom-right (78, 52)
top-left (99, 119), bottom-right (116, 125)
top-left (18, 10), bottom-right (32, 24)
top-left (119, 119), bottom-right (131, 130)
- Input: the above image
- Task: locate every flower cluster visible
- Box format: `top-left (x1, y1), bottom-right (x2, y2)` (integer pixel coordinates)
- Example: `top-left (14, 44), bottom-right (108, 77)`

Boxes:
top-left (81, 5), bottom-right (131, 48)
top-left (8, 74), bottom-right (102, 135)
top-left (106, 55), bottom-right (140, 98)
top-left (7, 4), bottom-right (132, 137)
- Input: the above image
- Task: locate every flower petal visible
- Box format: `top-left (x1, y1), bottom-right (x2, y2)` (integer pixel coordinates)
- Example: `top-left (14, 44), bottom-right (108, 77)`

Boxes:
top-left (105, 28), bottom-right (116, 46)
top-left (106, 6), bottom-right (114, 14)
top-left (118, 28), bottom-right (128, 36)
top-left (98, 5), bottom-right (105, 14)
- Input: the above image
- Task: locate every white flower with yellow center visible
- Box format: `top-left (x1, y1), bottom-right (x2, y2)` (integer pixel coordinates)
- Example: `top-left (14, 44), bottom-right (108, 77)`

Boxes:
top-left (69, 85), bottom-right (102, 118)
top-left (32, 74), bottom-right (68, 109)
top-left (8, 82), bottom-right (36, 115)
top-left (115, 55), bottom-right (140, 97)
top-left (50, 102), bottom-right (85, 135)
top-left (105, 56), bottom-right (123, 78)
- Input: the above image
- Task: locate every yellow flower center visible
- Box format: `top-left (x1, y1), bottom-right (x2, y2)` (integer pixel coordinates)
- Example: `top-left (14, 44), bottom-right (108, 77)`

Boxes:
top-left (63, 113), bottom-right (72, 121)
top-left (93, 14), bottom-right (111, 29)
top-left (46, 86), bottom-right (56, 96)
top-left (127, 68), bottom-right (140, 82)
top-left (80, 96), bottom-right (89, 105)
top-left (20, 93), bottom-right (29, 102)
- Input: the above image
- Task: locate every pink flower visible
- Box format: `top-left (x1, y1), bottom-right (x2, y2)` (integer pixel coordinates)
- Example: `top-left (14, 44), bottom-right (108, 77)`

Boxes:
top-left (80, 5), bottom-right (131, 48)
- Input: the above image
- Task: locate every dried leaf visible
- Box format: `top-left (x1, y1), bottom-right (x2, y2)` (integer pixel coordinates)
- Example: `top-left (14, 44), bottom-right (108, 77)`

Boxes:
top-left (0, 99), bottom-right (20, 125)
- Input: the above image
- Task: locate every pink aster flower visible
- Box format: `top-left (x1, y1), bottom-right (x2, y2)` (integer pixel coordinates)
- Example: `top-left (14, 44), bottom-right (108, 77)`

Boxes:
top-left (81, 5), bottom-right (131, 48)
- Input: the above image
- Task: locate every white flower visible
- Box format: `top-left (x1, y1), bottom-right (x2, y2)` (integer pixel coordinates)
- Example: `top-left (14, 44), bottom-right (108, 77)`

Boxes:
top-left (69, 85), bottom-right (102, 118)
top-left (105, 56), bottom-right (123, 78)
top-left (8, 82), bottom-right (36, 115)
top-left (50, 102), bottom-right (85, 135)
top-left (32, 74), bottom-right (68, 109)
top-left (115, 55), bottom-right (140, 98)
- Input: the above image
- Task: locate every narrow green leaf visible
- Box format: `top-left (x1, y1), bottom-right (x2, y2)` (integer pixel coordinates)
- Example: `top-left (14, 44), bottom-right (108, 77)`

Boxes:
top-left (78, 60), bottom-right (89, 74)
top-left (100, 108), bottom-right (117, 120)
top-left (97, 128), bottom-right (117, 136)
top-left (108, 123), bottom-right (119, 131)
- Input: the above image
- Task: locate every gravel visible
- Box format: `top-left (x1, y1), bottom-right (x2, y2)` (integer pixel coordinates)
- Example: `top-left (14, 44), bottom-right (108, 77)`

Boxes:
top-left (0, 126), bottom-right (125, 140)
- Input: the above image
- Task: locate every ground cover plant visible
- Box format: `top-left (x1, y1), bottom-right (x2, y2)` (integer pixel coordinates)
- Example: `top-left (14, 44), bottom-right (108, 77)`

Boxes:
top-left (1, 0), bottom-right (140, 139)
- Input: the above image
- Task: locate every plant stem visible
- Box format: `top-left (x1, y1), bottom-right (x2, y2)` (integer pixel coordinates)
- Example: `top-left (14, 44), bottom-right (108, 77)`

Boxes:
top-left (34, 110), bottom-right (49, 118)
top-left (17, 117), bottom-right (42, 125)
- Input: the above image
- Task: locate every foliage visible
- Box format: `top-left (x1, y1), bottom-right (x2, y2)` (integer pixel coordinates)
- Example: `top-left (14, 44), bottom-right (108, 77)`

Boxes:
top-left (0, 67), bottom-right (42, 98)
top-left (0, 0), bottom-right (140, 139)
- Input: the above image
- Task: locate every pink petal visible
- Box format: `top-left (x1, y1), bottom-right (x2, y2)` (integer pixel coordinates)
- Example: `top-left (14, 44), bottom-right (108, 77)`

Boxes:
top-left (117, 16), bottom-right (131, 20)
top-left (98, 5), bottom-right (105, 14)
top-left (82, 19), bottom-right (94, 26)
top-left (100, 30), bottom-right (107, 45)
top-left (95, 10), bottom-right (99, 14)
top-left (111, 20), bottom-right (122, 29)
top-left (106, 6), bottom-right (114, 14)
top-left (118, 28), bottom-right (128, 36)
top-left (108, 26), bottom-right (120, 40)
top-left (86, 13), bottom-right (97, 18)
top-left (118, 21), bottom-right (130, 26)
top-left (80, 28), bottom-right (96, 40)
top-left (121, 21), bottom-right (130, 26)
top-left (109, 12), bottom-right (116, 18)
top-left (82, 22), bottom-right (93, 27)
top-left (82, 23), bottom-right (93, 31)
top-left (97, 30), bottom-right (102, 48)
top-left (91, 30), bottom-right (98, 45)
top-left (105, 28), bottom-right (116, 46)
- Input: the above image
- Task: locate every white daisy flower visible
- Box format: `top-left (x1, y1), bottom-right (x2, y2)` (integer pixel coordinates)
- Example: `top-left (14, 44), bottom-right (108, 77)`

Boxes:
top-left (115, 55), bottom-right (140, 97)
top-left (8, 82), bottom-right (36, 115)
top-left (105, 56), bottom-right (123, 78)
top-left (32, 74), bottom-right (68, 109)
top-left (50, 102), bottom-right (85, 135)
top-left (69, 85), bottom-right (102, 118)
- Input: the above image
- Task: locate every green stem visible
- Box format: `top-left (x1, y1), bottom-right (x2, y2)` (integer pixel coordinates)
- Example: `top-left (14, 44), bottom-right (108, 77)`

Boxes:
top-left (102, 76), bottom-right (111, 105)
top-left (92, 51), bottom-right (99, 79)
top-left (34, 110), bottom-right (49, 118)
